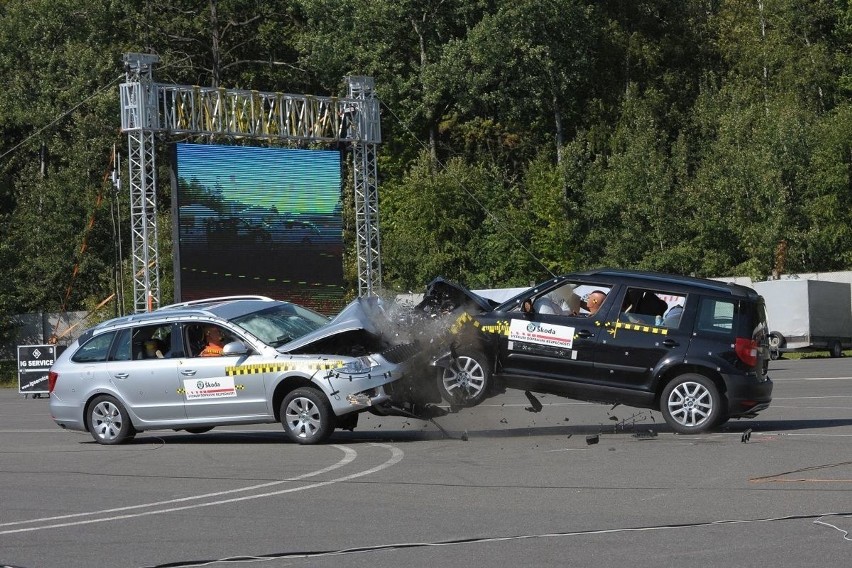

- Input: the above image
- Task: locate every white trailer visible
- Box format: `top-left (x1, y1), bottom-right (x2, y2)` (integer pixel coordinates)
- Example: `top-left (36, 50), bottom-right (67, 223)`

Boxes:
top-left (752, 280), bottom-right (852, 359)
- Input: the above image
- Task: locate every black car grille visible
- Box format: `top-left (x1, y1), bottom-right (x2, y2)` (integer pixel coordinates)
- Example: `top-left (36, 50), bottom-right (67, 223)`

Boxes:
top-left (381, 342), bottom-right (420, 364)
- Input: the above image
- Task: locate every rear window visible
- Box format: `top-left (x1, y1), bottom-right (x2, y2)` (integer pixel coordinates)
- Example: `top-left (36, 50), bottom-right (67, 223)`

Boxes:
top-left (72, 332), bottom-right (117, 363)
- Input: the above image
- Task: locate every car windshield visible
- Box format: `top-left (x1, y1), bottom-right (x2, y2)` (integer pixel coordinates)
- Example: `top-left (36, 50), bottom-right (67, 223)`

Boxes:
top-left (230, 303), bottom-right (330, 347)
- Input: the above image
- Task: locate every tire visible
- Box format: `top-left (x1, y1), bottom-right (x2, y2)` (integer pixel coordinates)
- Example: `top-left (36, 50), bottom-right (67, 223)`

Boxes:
top-left (436, 349), bottom-right (491, 407)
top-left (768, 332), bottom-right (784, 360)
top-left (660, 374), bottom-right (721, 434)
top-left (281, 387), bottom-right (335, 444)
top-left (88, 395), bottom-right (135, 445)
top-left (829, 340), bottom-right (843, 358)
top-left (184, 427), bottom-right (214, 434)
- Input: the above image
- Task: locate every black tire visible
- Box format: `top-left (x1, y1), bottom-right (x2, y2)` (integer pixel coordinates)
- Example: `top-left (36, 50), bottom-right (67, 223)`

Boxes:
top-left (87, 395), bottom-right (135, 445)
top-left (184, 427), bottom-right (214, 434)
top-left (768, 332), bottom-right (784, 360)
top-left (660, 374), bottom-right (721, 434)
top-left (829, 340), bottom-right (843, 358)
top-left (280, 387), bottom-right (336, 444)
top-left (436, 349), bottom-right (491, 407)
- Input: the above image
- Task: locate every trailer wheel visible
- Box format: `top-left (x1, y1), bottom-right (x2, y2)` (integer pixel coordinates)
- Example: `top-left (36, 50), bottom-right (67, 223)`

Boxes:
top-left (768, 332), bottom-right (785, 361)
top-left (829, 340), bottom-right (843, 358)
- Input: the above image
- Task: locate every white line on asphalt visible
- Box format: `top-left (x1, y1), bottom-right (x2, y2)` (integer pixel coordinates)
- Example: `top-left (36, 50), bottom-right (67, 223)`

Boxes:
top-left (773, 377), bottom-right (852, 381)
top-left (0, 444), bottom-right (357, 529)
top-left (0, 443), bottom-right (403, 535)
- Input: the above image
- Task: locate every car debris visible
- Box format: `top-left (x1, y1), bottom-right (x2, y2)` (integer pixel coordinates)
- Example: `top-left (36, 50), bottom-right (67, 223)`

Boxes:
top-left (524, 390), bottom-right (543, 413)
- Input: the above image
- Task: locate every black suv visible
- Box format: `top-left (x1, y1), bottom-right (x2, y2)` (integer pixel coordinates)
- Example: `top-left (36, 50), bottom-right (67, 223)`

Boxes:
top-left (422, 269), bottom-right (773, 434)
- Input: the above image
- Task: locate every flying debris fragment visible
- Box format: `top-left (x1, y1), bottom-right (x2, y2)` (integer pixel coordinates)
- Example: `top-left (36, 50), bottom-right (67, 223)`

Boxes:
top-left (524, 390), bottom-right (543, 413)
top-left (741, 428), bottom-right (752, 443)
top-left (586, 434), bottom-right (600, 445)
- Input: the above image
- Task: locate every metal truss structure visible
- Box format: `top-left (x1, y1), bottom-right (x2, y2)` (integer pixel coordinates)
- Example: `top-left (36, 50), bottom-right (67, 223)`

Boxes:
top-left (119, 52), bottom-right (382, 312)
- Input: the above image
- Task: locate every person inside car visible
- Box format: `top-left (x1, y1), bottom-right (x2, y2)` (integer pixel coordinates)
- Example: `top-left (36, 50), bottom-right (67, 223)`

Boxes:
top-left (200, 326), bottom-right (228, 357)
top-left (585, 290), bottom-right (607, 316)
top-left (144, 338), bottom-right (165, 359)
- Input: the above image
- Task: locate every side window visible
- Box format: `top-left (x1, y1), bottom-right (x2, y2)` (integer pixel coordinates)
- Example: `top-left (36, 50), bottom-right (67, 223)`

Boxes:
top-left (131, 324), bottom-right (173, 360)
top-left (513, 281), bottom-right (612, 318)
top-left (72, 332), bottom-right (116, 363)
top-left (619, 288), bottom-right (686, 328)
top-left (696, 298), bottom-right (735, 334)
top-left (185, 323), bottom-right (234, 357)
top-left (112, 329), bottom-right (132, 361)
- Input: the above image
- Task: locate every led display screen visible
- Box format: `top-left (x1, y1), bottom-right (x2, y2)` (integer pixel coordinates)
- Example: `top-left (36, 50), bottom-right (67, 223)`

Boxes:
top-left (172, 143), bottom-right (345, 314)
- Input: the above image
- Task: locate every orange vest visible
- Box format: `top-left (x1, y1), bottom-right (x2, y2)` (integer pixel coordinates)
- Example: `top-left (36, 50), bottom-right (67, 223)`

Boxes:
top-left (200, 345), bottom-right (224, 357)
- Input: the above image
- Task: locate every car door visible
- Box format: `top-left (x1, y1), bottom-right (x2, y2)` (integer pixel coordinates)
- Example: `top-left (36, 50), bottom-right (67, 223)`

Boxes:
top-left (98, 327), bottom-right (185, 423)
top-left (594, 285), bottom-right (691, 393)
top-left (178, 323), bottom-right (271, 419)
top-left (496, 282), bottom-right (613, 390)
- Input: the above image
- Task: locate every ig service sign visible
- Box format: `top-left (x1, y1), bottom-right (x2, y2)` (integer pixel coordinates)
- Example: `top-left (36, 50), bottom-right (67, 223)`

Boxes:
top-left (17, 345), bottom-right (57, 395)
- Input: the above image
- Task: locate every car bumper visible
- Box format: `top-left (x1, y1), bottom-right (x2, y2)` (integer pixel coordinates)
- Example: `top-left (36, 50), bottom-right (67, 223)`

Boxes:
top-left (48, 394), bottom-right (87, 432)
top-left (321, 355), bottom-right (406, 415)
top-left (724, 375), bottom-right (773, 417)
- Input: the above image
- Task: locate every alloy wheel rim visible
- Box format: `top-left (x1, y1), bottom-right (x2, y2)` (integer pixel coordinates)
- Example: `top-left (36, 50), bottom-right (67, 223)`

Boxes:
top-left (442, 356), bottom-right (485, 400)
top-left (667, 381), bottom-right (712, 427)
top-left (92, 401), bottom-right (123, 441)
top-left (286, 397), bottom-right (321, 438)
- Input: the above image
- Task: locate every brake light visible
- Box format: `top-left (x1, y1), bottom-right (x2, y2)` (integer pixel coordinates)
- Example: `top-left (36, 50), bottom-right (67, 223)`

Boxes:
top-left (48, 371), bottom-right (58, 393)
top-left (735, 337), bottom-right (758, 367)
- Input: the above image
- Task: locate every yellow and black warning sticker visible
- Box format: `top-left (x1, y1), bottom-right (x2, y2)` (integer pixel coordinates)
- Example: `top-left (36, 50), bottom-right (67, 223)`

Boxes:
top-left (601, 320), bottom-right (669, 338)
top-left (225, 360), bottom-right (345, 376)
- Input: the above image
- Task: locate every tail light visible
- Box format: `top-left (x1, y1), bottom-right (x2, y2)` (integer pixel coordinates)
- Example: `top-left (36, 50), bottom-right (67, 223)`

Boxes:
top-left (48, 371), bottom-right (58, 393)
top-left (735, 337), bottom-right (758, 367)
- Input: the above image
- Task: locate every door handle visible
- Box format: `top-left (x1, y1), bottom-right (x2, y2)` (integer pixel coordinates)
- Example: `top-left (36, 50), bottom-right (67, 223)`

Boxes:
top-left (180, 369), bottom-right (197, 376)
top-left (113, 373), bottom-right (129, 379)
top-left (663, 339), bottom-right (679, 347)
top-left (576, 329), bottom-right (593, 339)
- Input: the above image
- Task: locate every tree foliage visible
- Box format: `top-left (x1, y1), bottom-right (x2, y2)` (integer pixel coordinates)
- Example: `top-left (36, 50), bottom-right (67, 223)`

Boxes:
top-left (2, 0), bottom-right (852, 320)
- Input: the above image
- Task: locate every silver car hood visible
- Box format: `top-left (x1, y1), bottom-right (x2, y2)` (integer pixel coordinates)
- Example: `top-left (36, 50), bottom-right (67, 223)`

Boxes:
top-left (276, 296), bottom-right (388, 353)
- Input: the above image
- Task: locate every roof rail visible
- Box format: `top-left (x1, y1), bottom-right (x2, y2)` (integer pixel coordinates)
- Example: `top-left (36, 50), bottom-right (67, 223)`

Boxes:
top-left (158, 295), bottom-right (276, 310)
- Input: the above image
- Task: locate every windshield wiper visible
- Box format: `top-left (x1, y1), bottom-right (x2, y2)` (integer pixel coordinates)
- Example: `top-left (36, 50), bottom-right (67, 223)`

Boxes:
top-left (271, 334), bottom-right (294, 347)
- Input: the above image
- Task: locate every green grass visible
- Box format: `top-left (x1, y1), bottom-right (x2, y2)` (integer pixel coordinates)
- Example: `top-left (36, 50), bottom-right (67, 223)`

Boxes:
top-left (0, 360), bottom-right (18, 388)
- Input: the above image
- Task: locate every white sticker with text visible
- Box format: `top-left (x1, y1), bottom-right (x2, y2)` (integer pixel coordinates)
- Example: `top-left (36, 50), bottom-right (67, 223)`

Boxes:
top-left (509, 319), bottom-right (574, 349)
top-left (184, 377), bottom-right (237, 400)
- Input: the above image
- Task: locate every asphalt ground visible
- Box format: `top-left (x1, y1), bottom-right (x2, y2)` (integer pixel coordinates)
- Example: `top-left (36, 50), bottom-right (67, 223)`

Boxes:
top-left (1, 358), bottom-right (851, 568)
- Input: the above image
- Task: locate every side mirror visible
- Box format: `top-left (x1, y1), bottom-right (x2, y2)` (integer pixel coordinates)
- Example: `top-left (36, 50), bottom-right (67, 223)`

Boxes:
top-left (222, 341), bottom-right (249, 356)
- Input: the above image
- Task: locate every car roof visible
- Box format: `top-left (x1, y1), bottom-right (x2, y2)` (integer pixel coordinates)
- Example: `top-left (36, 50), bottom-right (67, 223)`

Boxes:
top-left (90, 296), bottom-right (284, 332)
top-left (568, 268), bottom-right (759, 298)
top-left (494, 268), bottom-right (759, 311)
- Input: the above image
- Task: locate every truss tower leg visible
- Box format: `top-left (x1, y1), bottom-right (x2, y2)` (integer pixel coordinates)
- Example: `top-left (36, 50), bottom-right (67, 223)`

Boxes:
top-left (127, 130), bottom-right (160, 312)
top-left (352, 141), bottom-right (381, 296)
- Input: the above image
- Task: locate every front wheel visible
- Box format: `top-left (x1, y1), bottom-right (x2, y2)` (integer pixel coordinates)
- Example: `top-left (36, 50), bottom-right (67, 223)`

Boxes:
top-left (436, 349), bottom-right (491, 407)
top-left (88, 395), bottom-right (135, 445)
top-left (281, 388), bottom-right (336, 444)
top-left (660, 374), bottom-right (721, 434)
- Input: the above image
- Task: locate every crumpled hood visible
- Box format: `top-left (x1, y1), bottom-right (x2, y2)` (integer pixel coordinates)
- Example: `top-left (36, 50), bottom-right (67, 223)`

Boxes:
top-left (414, 276), bottom-right (497, 315)
top-left (277, 296), bottom-right (389, 353)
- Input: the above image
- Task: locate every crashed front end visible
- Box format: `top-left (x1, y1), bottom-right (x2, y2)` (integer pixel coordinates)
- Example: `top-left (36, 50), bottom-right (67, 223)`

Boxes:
top-left (282, 282), bottom-right (497, 419)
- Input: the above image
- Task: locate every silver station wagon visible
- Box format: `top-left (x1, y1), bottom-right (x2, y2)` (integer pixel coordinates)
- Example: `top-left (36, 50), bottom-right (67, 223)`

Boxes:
top-left (48, 296), bottom-right (415, 444)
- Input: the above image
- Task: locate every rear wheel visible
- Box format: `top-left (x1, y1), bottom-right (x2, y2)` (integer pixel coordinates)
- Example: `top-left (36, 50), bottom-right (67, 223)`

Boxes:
top-left (829, 340), bottom-right (843, 358)
top-left (281, 387), bottom-right (335, 444)
top-left (436, 349), bottom-right (490, 407)
top-left (660, 374), bottom-right (721, 434)
top-left (88, 395), bottom-right (135, 445)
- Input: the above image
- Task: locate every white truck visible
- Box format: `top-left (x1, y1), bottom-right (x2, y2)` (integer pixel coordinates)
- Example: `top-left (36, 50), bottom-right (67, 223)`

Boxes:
top-left (752, 279), bottom-right (852, 359)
